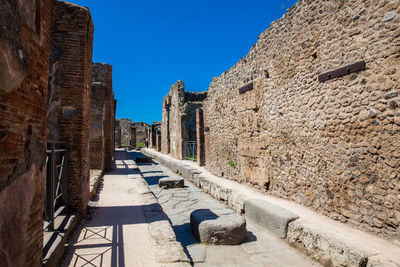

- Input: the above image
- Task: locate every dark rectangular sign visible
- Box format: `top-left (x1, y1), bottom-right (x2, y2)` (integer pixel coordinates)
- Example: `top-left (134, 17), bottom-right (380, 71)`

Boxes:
top-left (238, 82), bottom-right (254, 94)
top-left (318, 61), bottom-right (365, 82)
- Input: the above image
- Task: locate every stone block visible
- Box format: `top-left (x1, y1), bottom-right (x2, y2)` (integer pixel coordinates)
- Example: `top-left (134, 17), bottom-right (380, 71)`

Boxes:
top-left (244, 198), bottom-right (299, 238)
top-left (190, 209), bottom-right (246, 245)
top-left (287, 219), bottom-right (376, 267)
top-left (135, 156), bottom-right (153, 163)
top-left (159, 177), bottom-right (184, 189)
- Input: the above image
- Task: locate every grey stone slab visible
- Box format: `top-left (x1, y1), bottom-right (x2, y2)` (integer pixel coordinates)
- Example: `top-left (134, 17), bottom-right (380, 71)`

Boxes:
top-left (190, 209), bottom-right (247, 245)
top-left (148, 220), bottom-right (176, 243)
top-left (153, 241), bottom-right (190, 263)
top-left (159, 177), bottom-right (184, 189)
top-left (287, 220), bottom-right (375, 267)
top-left (245, 198), bottom-right (299, 238)
top-left (187, 244), bottom-right (206, 263)
top-left (382, 11), bottom-right (396, 22)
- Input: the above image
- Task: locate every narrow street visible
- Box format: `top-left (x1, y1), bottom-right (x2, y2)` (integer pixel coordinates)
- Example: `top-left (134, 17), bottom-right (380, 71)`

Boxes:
top-left (60, 150), bottom-right (160, 267)
top-left (60, 150), bottom-right (321, 266)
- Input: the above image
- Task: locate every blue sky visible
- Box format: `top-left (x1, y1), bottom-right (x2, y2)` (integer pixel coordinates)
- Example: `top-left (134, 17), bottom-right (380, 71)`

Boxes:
top-left (68, 0), bottom-right (297, 124)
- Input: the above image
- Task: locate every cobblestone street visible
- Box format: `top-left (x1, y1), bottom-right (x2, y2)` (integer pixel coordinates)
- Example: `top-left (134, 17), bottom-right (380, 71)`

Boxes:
top-left (132, 151), bottom-right (321, 266)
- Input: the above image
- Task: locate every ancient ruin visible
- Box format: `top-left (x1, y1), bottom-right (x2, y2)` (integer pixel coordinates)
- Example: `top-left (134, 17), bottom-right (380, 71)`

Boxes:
top-left (161, 80), bottom-right (207, 159)
top-left (0, 1), bottom-right (116, 265)
top-left (1, 0), bottom-right (399, 266)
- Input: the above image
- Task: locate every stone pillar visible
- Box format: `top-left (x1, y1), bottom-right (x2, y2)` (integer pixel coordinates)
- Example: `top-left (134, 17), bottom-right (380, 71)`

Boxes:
top-left (156, 131), bottom-right (162, 151)
top-left (196, 108), bottom-right (205, 166)
top-left (204, 110), bottom-right (211, 167)
top-left (114, 120), bottom-right (121, 148)
top-left (0, 1), bottom-right (52, 266)
top-left (90, 64), bottom-right (108, 171)
top-left (130, 126), bottom-right (136, 149)
top-left (49, 1), bottom-right (94, 213)
top-left (178, 115), bottom-right (185, 159)
top-left (101, 65), bottom-right (114, 171)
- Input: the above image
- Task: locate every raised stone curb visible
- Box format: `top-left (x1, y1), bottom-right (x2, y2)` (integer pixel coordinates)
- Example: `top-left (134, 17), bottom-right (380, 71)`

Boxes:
top-left (287, 219), bottom-right (376, 267)
top-left (142, 149), bottom-right (245, 213)
top-left (190, 209), bottom-right (247, 245)
top-left (159, 177), bottom-right (184, 189)
top-left (245, 198), bottom-right (299, 238)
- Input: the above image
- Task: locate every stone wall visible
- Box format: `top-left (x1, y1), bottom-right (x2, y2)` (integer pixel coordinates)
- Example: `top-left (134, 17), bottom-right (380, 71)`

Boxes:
top-left (133, 121), bottom-right (150, 145)
top-left (118, 118), bottom-right (131, 146)
top-left (0, 0), bottom-right (52, 266)
top-left (114, 119), bottom-right (121, 148)
top-left (203, 0), bottom-right (400, 239)
top-left (49, 0), bottom-right (94, 213)
top-left (161, 80), bottom-right (207, 159)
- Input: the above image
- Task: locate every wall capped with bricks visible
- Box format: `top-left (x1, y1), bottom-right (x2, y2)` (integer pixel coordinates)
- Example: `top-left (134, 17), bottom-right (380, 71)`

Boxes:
top-left (49, 0), bottom-right (94, 213)
top-left (0, 0), bottom-right (52, 266)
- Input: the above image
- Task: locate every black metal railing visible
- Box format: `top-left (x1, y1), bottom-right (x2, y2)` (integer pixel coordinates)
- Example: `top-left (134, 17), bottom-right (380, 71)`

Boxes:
top-left (44, 142), bottom-right (68, 231)
top-left (184, 141), bottom-right (197, 161)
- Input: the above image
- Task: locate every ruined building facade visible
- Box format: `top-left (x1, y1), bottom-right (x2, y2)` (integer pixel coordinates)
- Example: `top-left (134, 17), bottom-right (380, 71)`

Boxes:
top-left (133, 121), bottom-right (151, 146)
top-left (150, 121), bottom-right (161, 151)
top-left (118, 118), bottom-right (132, 146)
top-left (156, 0), bottom-right (400, 240)
top-left (161, 81), bottom-right (207, 159)
top-left (0, 1), bottom-right (116, 266)
top-left (200, 0), bottom-right (400, 239)
top-left (48, 0), bottom-right (94, 213)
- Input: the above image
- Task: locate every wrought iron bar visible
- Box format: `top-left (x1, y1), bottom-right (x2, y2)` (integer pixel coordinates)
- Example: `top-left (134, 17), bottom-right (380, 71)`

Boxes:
top-left (44, 141), bottom-right (68, 231)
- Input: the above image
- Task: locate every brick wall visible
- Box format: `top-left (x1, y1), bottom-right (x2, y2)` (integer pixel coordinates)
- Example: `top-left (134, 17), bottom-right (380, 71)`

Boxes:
top-left (49, 1), bottom-right (94, 213)
top-left (0, 0), bottom-right (52, 266)
top-left (90, 63), bottom-right (106, 170)
top-left (204, 0), bottom-right (400, 239)
top-left (91, 63), bottom-right (114, 170)
top-left (103, 65), bottom-right (114, 170)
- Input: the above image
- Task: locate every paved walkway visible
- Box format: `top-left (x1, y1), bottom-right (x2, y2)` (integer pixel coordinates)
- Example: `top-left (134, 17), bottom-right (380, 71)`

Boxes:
top-left (132, 151), bottom-right (321, 266)
top-left (60, 150), bottom-right (161, 267)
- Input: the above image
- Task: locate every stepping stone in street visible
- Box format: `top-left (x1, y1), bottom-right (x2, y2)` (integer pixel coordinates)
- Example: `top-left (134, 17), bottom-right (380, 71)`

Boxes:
top-left (135, 156), bottom-right (153, 163)
top-left (158, 177), bottom-right (184, 189)
top-left (190, 209), bottom-right (246, 245)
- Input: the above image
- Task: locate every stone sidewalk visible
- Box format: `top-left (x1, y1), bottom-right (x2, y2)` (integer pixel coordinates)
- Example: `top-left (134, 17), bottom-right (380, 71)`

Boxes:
top-left (132, 151), bottom-right (321, 266)
top-left (59, 149), bottom-right (189, 267)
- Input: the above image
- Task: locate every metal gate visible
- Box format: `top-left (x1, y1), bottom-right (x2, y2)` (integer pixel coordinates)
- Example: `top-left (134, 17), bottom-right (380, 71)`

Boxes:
top-left (44, 142), bottom-right (68, 230)
top-left (184, 141), bottom-right (197, 161)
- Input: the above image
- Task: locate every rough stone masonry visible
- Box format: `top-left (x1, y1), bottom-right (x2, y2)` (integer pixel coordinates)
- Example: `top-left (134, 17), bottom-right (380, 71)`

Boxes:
top-left (161, 80), bottom-right (207, 159)
top-left (202, 0), bottom-right (400, 239)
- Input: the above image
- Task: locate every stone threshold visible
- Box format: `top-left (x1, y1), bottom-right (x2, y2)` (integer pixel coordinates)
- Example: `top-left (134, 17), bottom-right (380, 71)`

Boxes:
top-left (43, 212), bottom-right (80, 267)
top-left (142, 148), bottom-right (400, 267)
